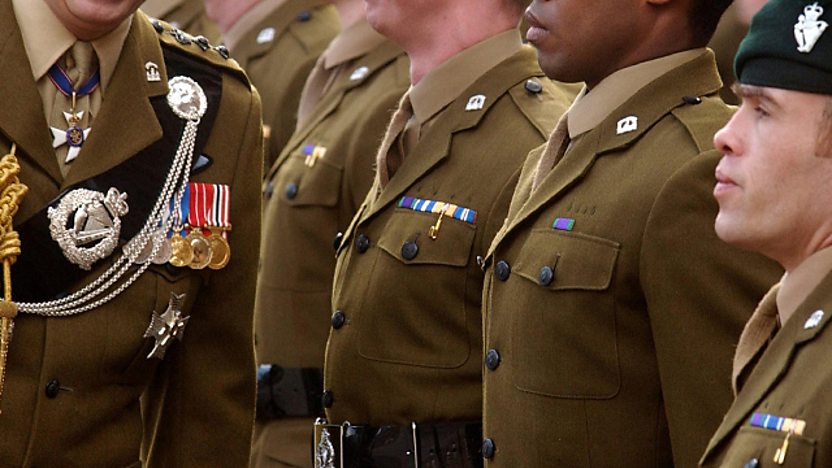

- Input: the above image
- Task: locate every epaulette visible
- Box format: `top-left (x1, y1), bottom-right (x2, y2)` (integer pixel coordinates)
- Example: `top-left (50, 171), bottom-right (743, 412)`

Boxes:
top-left (149, 17), bottom-right (248, 82)
top-left (508, 77), bottom-right (577, 139)
top-left (670, 94), bottom-right (735, 153)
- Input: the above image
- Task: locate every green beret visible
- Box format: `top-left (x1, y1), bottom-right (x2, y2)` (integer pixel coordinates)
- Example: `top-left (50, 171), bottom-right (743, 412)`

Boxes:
top-left (735, 0), bottom-right (832, 94)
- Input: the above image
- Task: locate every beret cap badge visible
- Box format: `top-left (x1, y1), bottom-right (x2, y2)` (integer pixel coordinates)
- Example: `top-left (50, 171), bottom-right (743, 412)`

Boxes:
top-left (795, 2), bottom-right (829, 53)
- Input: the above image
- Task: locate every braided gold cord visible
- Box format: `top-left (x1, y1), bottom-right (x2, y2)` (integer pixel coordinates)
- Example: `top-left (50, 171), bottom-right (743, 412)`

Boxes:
top-left (0, 144), bottom-right (28, 413)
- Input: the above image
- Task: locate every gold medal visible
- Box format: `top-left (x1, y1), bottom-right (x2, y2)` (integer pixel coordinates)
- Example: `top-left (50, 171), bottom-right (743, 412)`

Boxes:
top-left (169, 232), bottom-right (193, 267)
top-left (208, 231), bottom-right (231, 270)
top-left (187, 230), bottom-right (212, 270)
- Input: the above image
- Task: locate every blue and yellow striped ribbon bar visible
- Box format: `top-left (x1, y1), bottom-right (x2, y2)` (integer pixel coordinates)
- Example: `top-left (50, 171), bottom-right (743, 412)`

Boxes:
top-left (398, 196), bottom-right (477, 224)
top-left (749, 412), bottom-right (806, 435)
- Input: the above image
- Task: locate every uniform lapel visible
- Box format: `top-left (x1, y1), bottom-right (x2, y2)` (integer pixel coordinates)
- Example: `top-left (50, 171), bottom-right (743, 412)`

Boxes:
top-left (0, 1), bottom-right (63, 184)
top-left (489, 52), bottom-right (723, 257)
top-left (702, 269), bottom-right (832, 462)
top-left (362, 47), bottom-right (543, 222)
top-left (62, 12), bottom-right (168, 189)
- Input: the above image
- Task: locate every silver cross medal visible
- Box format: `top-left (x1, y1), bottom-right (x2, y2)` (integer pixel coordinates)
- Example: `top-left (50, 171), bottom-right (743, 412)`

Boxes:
top-left (50, 110), bottom-right (91, 164)
top-left (144, 292), bottom-right (190, 359)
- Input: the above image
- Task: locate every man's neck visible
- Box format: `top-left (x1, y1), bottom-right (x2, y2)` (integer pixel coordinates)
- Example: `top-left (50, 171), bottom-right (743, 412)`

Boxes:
top-left (213, 0), bottom-right (259, 33)
top-left (333, 0), bottom-right (364, 29)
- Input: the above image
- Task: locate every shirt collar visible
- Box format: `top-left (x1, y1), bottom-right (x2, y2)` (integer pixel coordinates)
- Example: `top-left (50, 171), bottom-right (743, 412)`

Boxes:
top-left (223, 0), bottom-right (288, 52)
top-left (322, 18), bottom-right (385, 69)
top-left (13, 0), bottom-right (132, 94)
top-left (410, 28), bottom-right (522, 125)
top-left (777, 246), bottom-right (832, 325)
top-left (567, 48), bottom-right (706, 139)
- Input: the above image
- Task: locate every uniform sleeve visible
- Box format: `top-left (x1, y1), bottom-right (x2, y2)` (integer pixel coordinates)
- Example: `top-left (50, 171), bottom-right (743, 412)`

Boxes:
top-left (142, 84), bottom-right (263, 467)
top-left (640, 149), bottom-right (782, 467)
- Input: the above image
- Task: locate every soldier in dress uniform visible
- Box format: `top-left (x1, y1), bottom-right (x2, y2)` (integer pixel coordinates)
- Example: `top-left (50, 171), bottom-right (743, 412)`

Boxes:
top-left (0, 0), bottom-right (262, 465)
top-left (315, 0), bottom-right (575, 466)
top-left (205, 0), bottom-right (340, 169)
top-left (251, 0), bottom-right (409, 465)
top-left (141, 0), bottom-right (222, 44)
top-left (700, 1), bottom-right (832, 466)
top-left (480, 0), bottom-right (783, 466)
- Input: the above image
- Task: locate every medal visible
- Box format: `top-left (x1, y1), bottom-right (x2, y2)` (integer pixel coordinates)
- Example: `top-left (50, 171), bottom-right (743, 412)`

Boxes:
top-left (47, 64), bottom-right (99, 164)
top-left (152, 234), bottom-right (173, 265)
top-left (208, 229), bottom-right (230, 270)
top-left (169, 229), bottom-right (193, 267)
top-left (187, 230), bottom-right (212, 270)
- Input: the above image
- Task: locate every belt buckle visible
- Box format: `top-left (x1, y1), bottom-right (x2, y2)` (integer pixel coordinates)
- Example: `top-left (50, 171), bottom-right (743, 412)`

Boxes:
top-left (314, 418), bottom-right (346, 468)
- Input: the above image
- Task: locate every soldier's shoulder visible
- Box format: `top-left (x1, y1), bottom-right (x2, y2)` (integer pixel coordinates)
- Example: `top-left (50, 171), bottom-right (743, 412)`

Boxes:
top-left (507, 77), bottom-right (578, 138)
top-left (285, 3), bottom-right (340, 52)
top-left (670, 94), bottom-right (735, 153)
top-left (148, 16), bottom-right (250, 86)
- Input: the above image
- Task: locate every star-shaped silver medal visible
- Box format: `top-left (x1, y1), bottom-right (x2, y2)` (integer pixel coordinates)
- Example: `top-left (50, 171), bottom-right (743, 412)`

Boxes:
top-left (50, 111), bottom-right (91, 163)
top-left (143, 292), bottom-right (190, 360)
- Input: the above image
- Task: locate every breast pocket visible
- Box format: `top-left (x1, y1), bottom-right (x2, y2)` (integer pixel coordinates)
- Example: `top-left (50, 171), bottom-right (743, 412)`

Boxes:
top-left (357, 208), bottom-right (476, 368)
top-left (510, 228), bottom-right (621, 398)
top-left (721, 426), bottom-right (815, 467)
top-left (271, 143), bottom-right (344, 208)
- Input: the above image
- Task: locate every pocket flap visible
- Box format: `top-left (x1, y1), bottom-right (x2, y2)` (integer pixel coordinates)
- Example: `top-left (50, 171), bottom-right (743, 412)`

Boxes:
top-left (377, 209), bottom-right (476, 267)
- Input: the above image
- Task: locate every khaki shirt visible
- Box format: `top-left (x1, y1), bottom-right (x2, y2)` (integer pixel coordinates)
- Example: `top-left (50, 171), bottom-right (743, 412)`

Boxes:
top-left (481, 50), bottom-right (782, 467)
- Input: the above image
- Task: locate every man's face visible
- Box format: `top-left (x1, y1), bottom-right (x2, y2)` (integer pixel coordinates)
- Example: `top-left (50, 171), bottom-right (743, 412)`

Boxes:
top-left (524, 0), bottom-right (641, 86)
top-left (44, 0), bottom-right (143, 40)
top-left (713, 85), bottom-right (832, 268)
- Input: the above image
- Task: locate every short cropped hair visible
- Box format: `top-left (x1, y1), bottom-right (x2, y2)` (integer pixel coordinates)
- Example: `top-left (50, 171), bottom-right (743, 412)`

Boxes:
top-left (690, 0), bottom-right (734, 45)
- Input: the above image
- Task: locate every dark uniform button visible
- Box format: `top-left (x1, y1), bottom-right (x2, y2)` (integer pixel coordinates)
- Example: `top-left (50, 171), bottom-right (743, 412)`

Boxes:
top-left (264, 180), bottom-right (274, 199)
top-left (481, 438), bottom-right (496, 459)
top-left (525, 79), bottom-right (543, 94)
top-left (682, 95), bottom-right (702, 105)
top-left (297, 10), bottom-right (312, 21)
top-left (494, 261), bottom-right (511, 281)
top-left (539, 266), bottom-right (555, 287)
top-left (356, 234), bottom-right (370, 253)
top-left (401, 241), bottom-right (419, 260)
top-left (45, 379), bottom-right (61, 399)
top-left (322, 390), bottom-right (334, 408)
top-left (743, 458), bottom-right (759, 468)
top-left (485, 349), bottom-right (501, 371)
top-left (284, 182), bottom-right (299, 200)
top-left (332, 310), bottom-right (346, 329)
top-left (152, 20), bottom-right (165, 33)
top-left (333, 232), bottom-right (344, 251)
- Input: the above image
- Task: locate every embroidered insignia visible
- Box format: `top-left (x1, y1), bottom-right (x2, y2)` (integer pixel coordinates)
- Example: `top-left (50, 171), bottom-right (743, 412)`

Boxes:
top-left (349, 66), bottom-right (369, 81)
top-left (795, 2), bottom-right (828, 53)
top-left (804, 309), bottom-right (824, 329)
top-left (749, 412), bottom-right (806, 435)
top-left (302, 144), bottom-right (328, 167)
top-left (465, 94), bottom-right (486, 111)
top-left (144, 292), bottom-right (190, 359)
top-left (167, 76), bottom-right (207, 121)
top-left (48, 187), bottom-right (129, 270)
top-left (616, 116), bottom-right (638, 135)
top-left (145, 61), bottom-right (161, 82)
top-left (552, 217), bottom-right (575, 231)
top-left (398, 196), bottom-right (477, 224)
top-left (257, 27), bottom-right (276, 44)
top-left (315, 427), bottom-right (336, 468)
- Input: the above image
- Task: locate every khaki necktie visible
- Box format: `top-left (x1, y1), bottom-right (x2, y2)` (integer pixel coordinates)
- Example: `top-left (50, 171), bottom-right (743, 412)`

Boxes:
top-left (375, 92), bottom-right (413, 188)
top-left (49, 41), bottom-right (98, 175)
top-left (732, 284), bottom-right (780, 393)
top-left (296, 55), bottom-right (331, 130)
top-left (531, 113), bottom-right (570, 191)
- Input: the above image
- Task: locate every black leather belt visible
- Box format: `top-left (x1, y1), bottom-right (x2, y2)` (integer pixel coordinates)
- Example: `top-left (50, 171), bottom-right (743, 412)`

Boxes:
top-left (256, 365), bottom-right (324, 419)
top-left (313, 419), bottom-right (483, 468)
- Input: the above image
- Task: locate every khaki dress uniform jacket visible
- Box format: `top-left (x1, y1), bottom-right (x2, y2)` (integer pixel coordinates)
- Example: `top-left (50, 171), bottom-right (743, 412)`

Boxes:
top-left (700, 276), bottom-right (832, 467)
top-left (251, 37), bottom-right (409, 467)
top-left (140, 0), bottom-right (221, 44)
top-left (0, 5), bottom-right (262, 467)
top-left (229, 0), bottom-right (339, 168)
top-left (324, 45), bottom-right (573, 425)
top-left (481, 51), bottom-right (782, 467)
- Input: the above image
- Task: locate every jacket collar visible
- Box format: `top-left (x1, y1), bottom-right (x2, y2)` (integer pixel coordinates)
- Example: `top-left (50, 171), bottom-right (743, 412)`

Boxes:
top-left (487, 51), bottom-right (723, 258)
